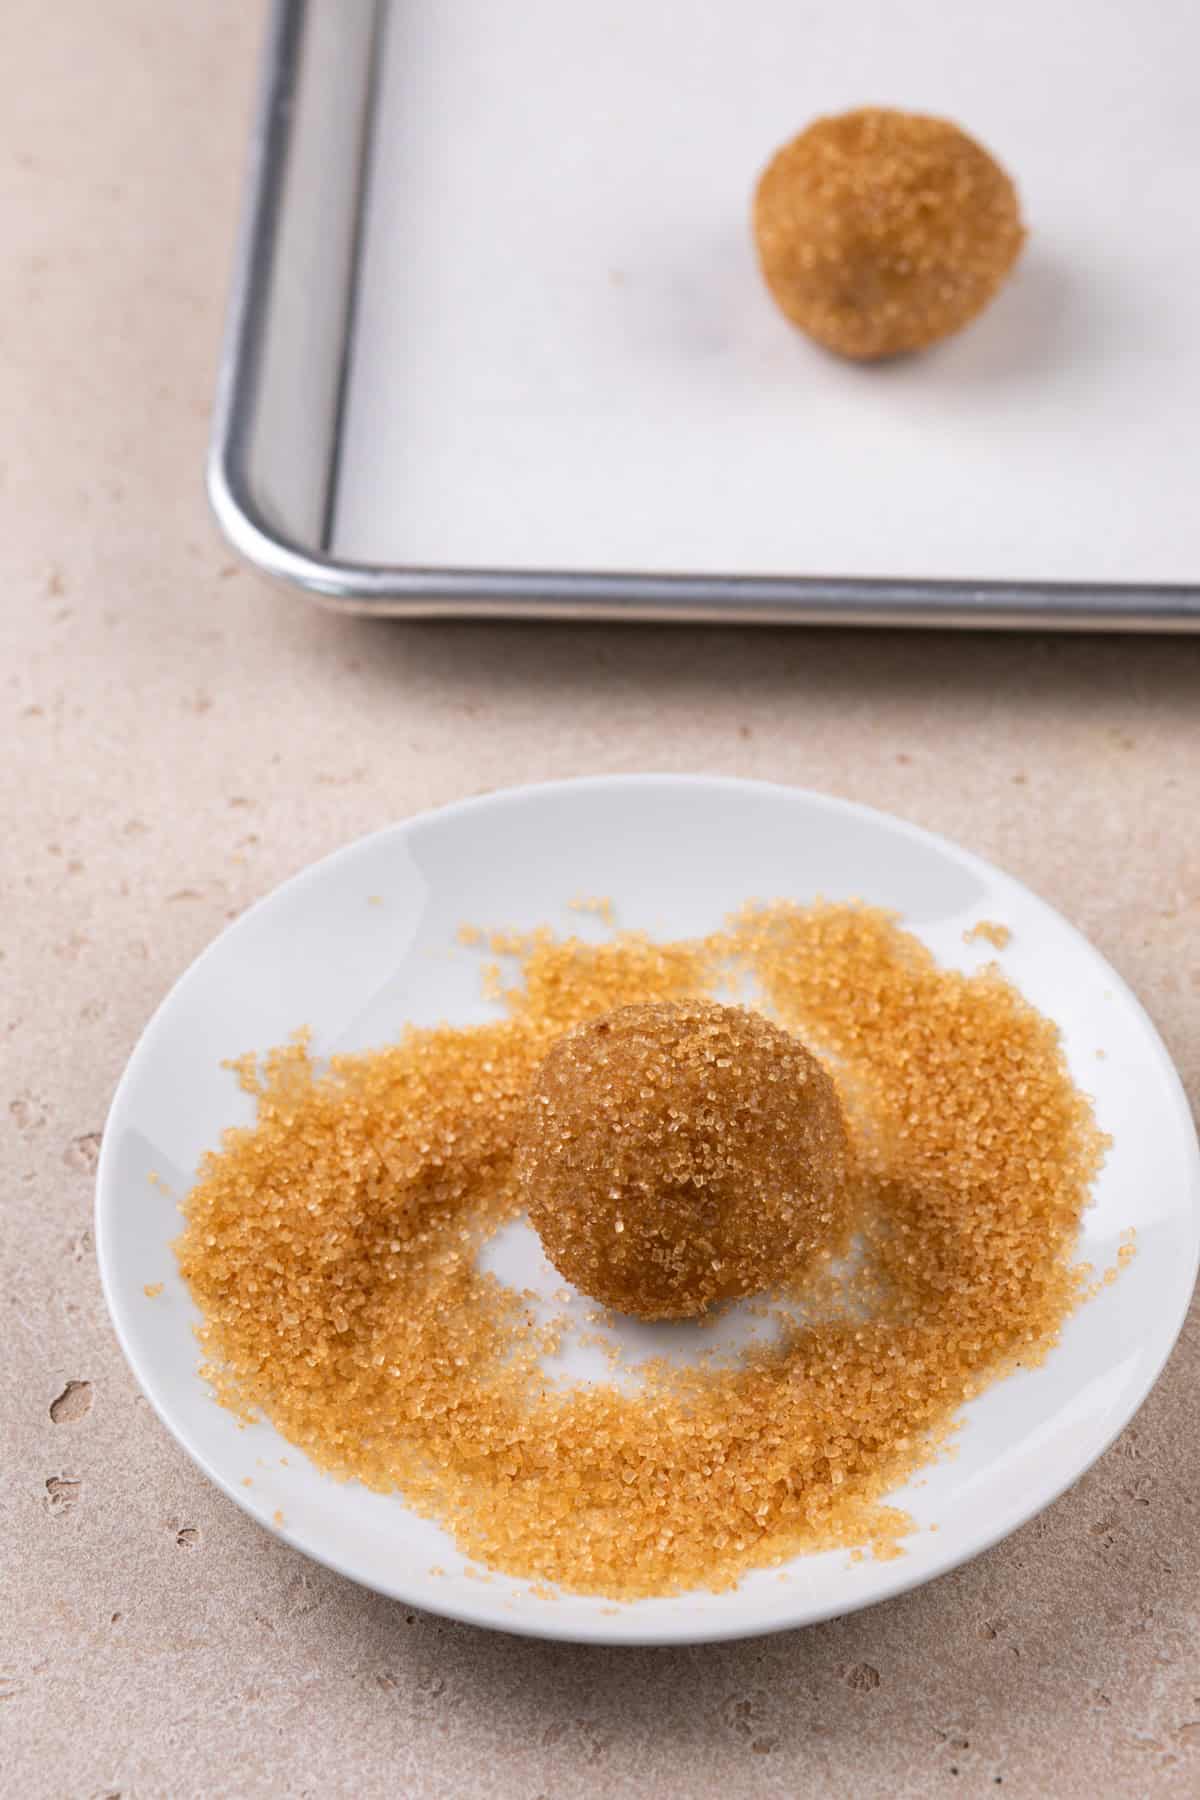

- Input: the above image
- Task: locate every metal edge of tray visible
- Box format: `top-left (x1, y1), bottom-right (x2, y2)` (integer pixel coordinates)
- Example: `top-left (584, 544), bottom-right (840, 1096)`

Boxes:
top-left (207, 0), bottom-right (1200, 632)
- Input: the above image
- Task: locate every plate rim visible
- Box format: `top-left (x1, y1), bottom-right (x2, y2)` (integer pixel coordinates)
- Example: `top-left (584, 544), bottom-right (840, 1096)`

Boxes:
top-left (95, 773), bottom-right (1200, 1645)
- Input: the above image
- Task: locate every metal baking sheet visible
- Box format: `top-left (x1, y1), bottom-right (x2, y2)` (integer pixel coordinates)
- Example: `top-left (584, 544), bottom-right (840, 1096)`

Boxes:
top-left (209, 0), bottom-right (1200, 628)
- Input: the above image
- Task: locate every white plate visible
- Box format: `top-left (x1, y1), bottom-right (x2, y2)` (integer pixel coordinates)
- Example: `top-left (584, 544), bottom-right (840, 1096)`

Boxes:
top-left (96, 778), bottom-right (1199, 1645)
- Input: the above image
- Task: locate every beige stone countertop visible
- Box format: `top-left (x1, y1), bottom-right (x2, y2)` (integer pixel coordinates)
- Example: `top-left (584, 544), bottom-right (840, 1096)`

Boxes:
top-left (4, 3), bottom-right (1199, 1795)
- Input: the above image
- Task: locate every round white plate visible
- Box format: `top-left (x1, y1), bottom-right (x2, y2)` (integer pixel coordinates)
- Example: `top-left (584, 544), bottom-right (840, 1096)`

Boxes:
top-left (96, 777), bottom-right (1199, 1645)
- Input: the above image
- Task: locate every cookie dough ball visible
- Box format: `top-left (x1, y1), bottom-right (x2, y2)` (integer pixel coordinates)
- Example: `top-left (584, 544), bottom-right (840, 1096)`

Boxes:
top-left (516, 1001), bottom-right (848, 1321)
top-left (753, 107), bottom-right (1025, 360)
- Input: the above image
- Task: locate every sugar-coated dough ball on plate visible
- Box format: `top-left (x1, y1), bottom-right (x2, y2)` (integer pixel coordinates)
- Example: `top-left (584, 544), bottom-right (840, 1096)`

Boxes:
top-left (517, 1001), bottom-right (848, 1320)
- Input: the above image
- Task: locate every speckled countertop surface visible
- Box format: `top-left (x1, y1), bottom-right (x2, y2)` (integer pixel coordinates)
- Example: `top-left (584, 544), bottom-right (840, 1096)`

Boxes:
top-left (4, 4), bottom-right (1200, 1795)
